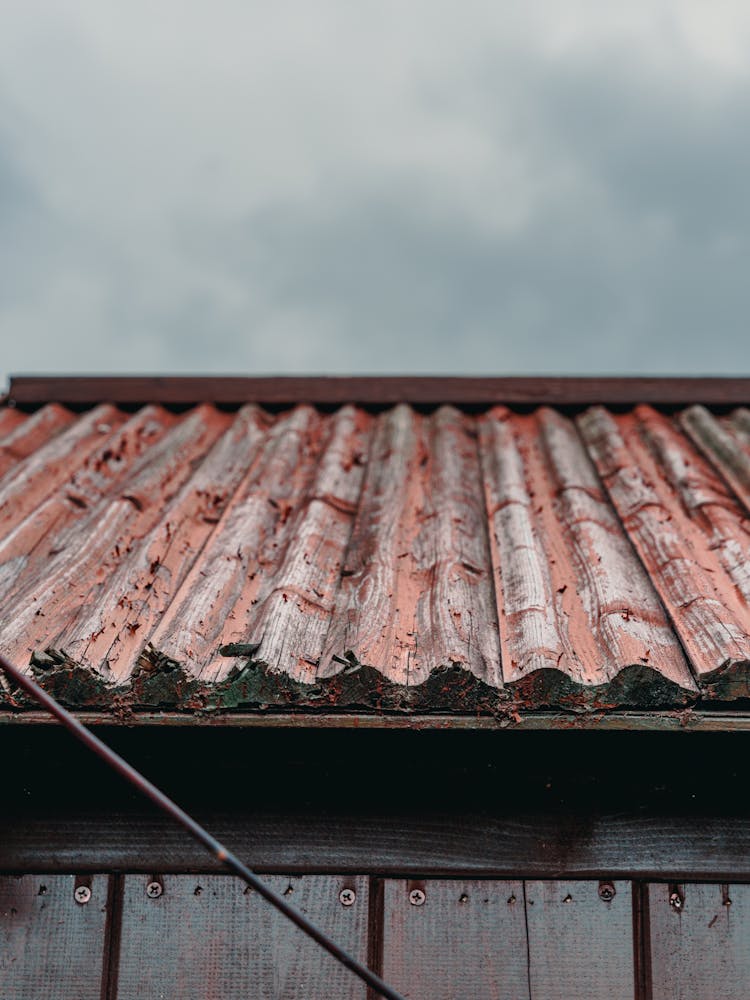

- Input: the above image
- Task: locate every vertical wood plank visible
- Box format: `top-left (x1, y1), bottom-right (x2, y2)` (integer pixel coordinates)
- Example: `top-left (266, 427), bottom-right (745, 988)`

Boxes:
top-left (649, 883), bottom-right (750, 999)
top-left (0, 874), bottom-right (110, 999)
top-left (116, 874), bottom-right (369, 999)
top-left (382, 879), bottom-right (529, 999)
top-left (525, 880), bottom-right (634, 999)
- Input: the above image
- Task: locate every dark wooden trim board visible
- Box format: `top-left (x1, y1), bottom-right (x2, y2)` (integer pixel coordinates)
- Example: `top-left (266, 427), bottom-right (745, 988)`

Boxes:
top-left (2, 709), bottom-right (750, 731)
top-left (7, 375), bottom-right (750, 409)
top-left (3, 811), bottom-right (750, 879)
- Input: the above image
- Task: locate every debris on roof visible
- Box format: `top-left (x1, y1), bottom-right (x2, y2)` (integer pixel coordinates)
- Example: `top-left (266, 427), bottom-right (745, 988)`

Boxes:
top-left (1, 381), bottom-right (749, 717)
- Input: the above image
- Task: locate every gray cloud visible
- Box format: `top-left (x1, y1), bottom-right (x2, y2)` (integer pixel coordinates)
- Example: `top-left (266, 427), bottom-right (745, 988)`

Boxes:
top-left (1, 2), bottom-right (749, 380)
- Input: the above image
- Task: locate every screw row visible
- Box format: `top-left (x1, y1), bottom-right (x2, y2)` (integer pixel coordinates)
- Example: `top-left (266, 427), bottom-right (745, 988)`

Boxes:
top-left (70, 880), bottom-right (631, 908)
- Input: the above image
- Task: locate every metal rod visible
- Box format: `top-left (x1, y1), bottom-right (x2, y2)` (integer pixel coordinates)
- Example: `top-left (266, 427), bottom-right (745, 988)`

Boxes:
top-left (0, 651), bottom-right (406, 1000)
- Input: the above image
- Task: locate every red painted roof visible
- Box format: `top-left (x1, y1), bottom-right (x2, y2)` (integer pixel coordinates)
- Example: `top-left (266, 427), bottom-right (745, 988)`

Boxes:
top-left (1, 379), bottom-right (749, 718)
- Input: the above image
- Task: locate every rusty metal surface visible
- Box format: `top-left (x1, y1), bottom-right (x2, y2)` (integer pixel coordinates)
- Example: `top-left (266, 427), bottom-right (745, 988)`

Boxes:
top-left (1, 399), bottom-right (749, 717)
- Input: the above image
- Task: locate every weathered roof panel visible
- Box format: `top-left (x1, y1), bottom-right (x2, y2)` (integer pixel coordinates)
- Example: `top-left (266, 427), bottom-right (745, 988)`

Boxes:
top-left (1, 386), bottom-right (750, 717)
top-left (483, 407), bottom-right (696, 706)
top-left (579, 405), bottom-right (750, 700)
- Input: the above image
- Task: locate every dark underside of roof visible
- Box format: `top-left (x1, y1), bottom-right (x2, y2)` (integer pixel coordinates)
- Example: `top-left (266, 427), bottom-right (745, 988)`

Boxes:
top-left (1, 376), bottom-right (750, 724)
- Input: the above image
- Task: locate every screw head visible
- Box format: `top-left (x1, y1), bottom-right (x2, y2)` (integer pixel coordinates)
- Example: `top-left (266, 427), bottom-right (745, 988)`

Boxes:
top-left (339, 888), bottom-right (356, 907)
top-left (146, 881), bottom-right (163, 899)
top-left (669, 891), bottom-right (683, 912)
top-left (598, 882), bottom-right (616, 902)
top-left (74, 885), bottom-right (91, 905)
top-left (409, 889), bottom-right (426, 907)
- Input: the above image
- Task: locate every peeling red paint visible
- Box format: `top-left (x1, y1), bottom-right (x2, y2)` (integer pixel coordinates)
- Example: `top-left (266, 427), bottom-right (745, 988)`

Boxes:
top-left (2, 398), bottom-right (750, 713)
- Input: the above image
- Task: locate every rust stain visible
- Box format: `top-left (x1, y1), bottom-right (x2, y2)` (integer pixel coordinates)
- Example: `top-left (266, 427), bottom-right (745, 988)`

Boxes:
top-left (1, 398), bottom-right (750, 714)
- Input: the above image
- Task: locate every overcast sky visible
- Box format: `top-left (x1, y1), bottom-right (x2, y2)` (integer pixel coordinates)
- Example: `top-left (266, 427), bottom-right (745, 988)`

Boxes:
top-left (1, 2), bottom-right (749, 383)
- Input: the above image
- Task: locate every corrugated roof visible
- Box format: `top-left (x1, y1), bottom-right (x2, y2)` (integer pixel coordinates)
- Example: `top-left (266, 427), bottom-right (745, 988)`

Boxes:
top-left (1, 387), bottom-right (750, 717)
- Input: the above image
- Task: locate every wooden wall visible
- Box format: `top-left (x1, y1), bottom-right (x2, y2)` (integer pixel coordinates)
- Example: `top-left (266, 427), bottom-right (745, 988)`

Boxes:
top-left (2, 875), bottom-right (750, 998)
top-left (3, 729), bottom-right (750, 996)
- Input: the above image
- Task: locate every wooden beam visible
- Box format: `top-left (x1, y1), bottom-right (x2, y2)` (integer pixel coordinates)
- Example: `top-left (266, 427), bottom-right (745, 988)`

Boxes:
top-left (7, 376), bottom-right (750, 409)
top-left (2, 709), bottom-right (750, 731)
top-left (3, 811), bottom-right (750, 879)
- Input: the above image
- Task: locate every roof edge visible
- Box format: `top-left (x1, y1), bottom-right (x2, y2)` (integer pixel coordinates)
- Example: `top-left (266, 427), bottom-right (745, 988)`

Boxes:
top-left (7, 375), bottom-right (750, 409)
top-left (1, 708), bottom-right (749, 731)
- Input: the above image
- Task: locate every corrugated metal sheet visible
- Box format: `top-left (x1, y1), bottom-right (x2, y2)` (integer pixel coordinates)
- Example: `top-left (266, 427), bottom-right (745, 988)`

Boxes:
top-left (1, 399), bottom-right (749, 714)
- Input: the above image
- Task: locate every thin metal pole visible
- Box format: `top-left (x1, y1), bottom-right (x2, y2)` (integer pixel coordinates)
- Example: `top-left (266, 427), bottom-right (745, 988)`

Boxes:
top-left (0, 652), bottom-right (406, 1000)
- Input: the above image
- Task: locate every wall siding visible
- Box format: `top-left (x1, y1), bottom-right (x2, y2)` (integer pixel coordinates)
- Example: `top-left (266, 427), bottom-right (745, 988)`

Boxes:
top-left (649, 883), bottom-right (750, 1000)
top-left (115, 874), bottom-right (369, 1000)
top-left (0, 875), bottom-right (110, 999)
top-left (524, 880), bottom-right (634, 1000)
top-left (382, 878), bottom-right (529, 999)
top-left (5, 874), bottom-right (750, 998)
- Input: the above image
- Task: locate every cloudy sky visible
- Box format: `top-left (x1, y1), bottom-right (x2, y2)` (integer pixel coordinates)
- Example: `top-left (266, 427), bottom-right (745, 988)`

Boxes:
top-left (1, 2), bottom-right (749, 382)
